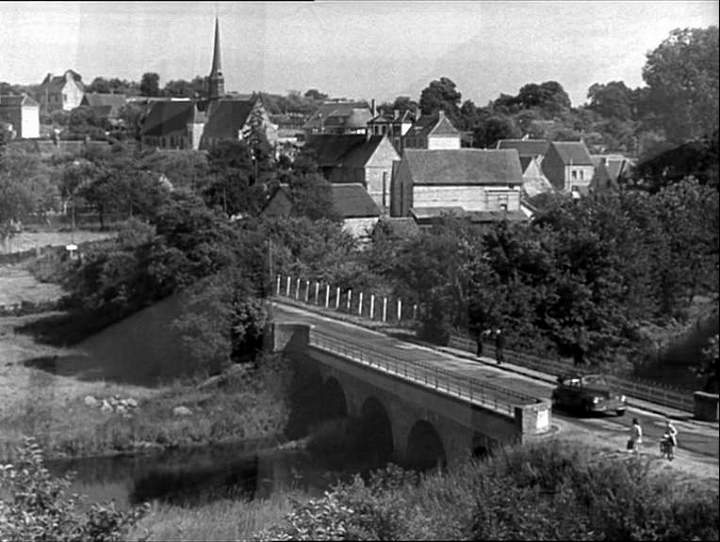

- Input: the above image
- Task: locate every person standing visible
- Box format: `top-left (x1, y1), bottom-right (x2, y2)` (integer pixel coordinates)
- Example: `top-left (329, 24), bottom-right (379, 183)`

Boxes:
top-left (629, 418), bottom-right (643, 455)
top-left (475, 328), bottom-right (485, 357)
top-left (494, 329), bottom-right (505, 365)
top-left (663, 419), bottom-right (678, 460)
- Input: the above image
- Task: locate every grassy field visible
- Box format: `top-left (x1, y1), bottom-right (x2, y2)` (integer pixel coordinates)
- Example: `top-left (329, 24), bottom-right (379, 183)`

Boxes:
top-left (0, 262), bottom-right (290, 461)
top-left (0, 230), bottom-right (116, 255)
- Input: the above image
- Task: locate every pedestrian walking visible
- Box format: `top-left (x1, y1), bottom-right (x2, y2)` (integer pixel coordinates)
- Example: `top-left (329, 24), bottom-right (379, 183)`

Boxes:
top-left (494, 329), bottom-right (505, 365)
top-left (475, 328), bottom-right (484, 357)
top-left (628, 417), bottom-right (642, 455)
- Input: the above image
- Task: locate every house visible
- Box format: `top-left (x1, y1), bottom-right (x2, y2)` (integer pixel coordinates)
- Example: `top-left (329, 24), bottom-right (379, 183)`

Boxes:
top-left (80, 93), bottom-right (127, 123)
top-left (329, 183), bottom-right (381, 241)
top-left (367, 109), bottom-right (414, 152)
top-left (0, 94), bottom-right (40, 138)
top-left (140, 101), bottom-right (206, 150)
top-left (304, 134), bottom-right (400, 212)
top-left (496, 138), bottom-right (550, 162)
top-left (39, 70), bottom-right (84, 114)
top-left (519, 156), bottom-right (554, 198)
top-left (303, 100), bottom-right (372, 136)
top-left (199, 96), bottom-right (278, 150)
top-left (390, 149), bottom-right (526, 224)
top-left (541, 141), bottom-right (595, 195)
top-left (261, 182), bottom-right (380, 242)
top-left (403, 110), bottom-right (461, 150)
top-left (590, 154), bottom-right (631, 185)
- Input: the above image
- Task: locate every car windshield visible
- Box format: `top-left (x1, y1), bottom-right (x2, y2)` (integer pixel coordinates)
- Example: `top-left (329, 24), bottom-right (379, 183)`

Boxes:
top-left (582, 375), bottom-right (608, 386)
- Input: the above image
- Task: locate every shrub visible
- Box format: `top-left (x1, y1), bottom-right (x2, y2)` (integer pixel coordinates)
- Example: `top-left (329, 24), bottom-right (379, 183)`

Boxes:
top-left (0, 437), bottom-right (149, 541)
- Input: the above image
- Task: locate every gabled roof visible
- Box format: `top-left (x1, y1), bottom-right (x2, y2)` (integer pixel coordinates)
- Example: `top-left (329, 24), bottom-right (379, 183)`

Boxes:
top-left (403, 149), bottom-right (524, 185)
top-left (330, 184), bottom-right (380, 218)
top-left (41, 70), bottom-right (83, 92)
top-left (201, 99), bottom-right (255, 139)
top-left (0, 94), bottom-right (39, 107)
top-left (81, 93), bottom-right (127, 117)
top-left (496, 139), bottom-right (550, 157)
top-left (305, 134), bottom-right (388, 168)
top-left (141, 101), bottom-right (198, 136)
top-left (262, 184), bottom-right (294, 217)
top-left (590, 162), bottom-right (620, 193)
top-left (368, 110), bottom-right (415, 125)
top-left (549, 141), bottom-right (594, 166)
top-left (405, 111), bottom-right (460, 139)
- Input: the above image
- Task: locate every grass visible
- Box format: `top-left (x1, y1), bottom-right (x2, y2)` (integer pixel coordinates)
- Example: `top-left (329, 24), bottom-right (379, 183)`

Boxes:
top-left (129, 491), bottom-right (300, 542)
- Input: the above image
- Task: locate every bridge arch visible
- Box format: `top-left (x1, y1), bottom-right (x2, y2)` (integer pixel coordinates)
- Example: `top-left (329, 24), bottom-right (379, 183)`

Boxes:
top-left (406, 420), bottom-right (447, 471)
top-left (321, 377), bottom-right (348, 420)
top-left (358, 397), bottom-right (394, 464)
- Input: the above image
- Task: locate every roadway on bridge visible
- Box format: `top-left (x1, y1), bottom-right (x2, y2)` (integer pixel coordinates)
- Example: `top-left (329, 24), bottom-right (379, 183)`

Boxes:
top-left (272, 302), bottom-right (719, 461)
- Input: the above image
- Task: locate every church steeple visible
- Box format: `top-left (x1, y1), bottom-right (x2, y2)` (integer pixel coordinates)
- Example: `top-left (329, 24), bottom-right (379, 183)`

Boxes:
top-left (208, 17), bottom-right (224, 101)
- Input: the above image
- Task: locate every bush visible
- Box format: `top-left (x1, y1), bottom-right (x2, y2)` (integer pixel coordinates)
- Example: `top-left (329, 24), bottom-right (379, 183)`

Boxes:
top-left (0, 437), bottom-right (149, 541)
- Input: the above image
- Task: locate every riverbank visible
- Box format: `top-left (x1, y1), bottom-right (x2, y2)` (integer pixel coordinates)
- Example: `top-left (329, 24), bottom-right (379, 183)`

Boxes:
top-left (0, 311), bottom-right (290, 462)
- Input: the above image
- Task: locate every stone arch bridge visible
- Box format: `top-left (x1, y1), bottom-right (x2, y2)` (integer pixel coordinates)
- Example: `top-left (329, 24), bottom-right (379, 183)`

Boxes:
top-left (271, 322), bottom-right (551, 469)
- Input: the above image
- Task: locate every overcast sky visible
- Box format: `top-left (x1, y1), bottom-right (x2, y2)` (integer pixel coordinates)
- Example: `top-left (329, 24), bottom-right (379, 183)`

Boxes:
top-left (1, 1), bottom-right (717, 106)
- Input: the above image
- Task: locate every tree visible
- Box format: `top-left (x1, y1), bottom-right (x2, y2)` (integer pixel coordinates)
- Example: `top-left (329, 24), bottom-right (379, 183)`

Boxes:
top-left (587, 81), bottom-right (634, 121)
top-left (419, 77), bottom-right (462, 118)
top-left (641, 26), bottom-right (719, 142)
top-left (304, 88), bottom-right (328, 101)
top-left (140, 72), bottom-right (160, 97)
top-left (85, 77), bottom-right (139, 95)
top-left (472, 115), bottom-right (521, 148)
top-left (67, 105), bottom-right (106, 139)
top-left (203, 140), bottom-right (264, 216)
top-left (288, 172), bottom-right (340, 222)
top-left (163, 76), bottom-right (208, 99)
top-left (378, 96), bottom-right (418, 117)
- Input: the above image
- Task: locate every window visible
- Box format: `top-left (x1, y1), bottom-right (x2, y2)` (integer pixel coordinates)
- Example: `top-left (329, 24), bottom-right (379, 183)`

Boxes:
top-left (579, 170), bottom-right (584, 180)
top-left (62, 94), bottom-right (67, 103)
top-left (487, 191), bottom-right (510, 211)
top-left (572, 170), bottom-right (577, 180)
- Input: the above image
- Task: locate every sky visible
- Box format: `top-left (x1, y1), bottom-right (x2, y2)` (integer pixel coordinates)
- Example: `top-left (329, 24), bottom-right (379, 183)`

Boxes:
top-left (1, 1), bottom-right (718, 107)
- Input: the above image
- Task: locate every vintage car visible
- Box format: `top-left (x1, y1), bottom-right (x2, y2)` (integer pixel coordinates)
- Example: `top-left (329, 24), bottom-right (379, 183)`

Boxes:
top-left (552, 373), bottom-right (627, 416)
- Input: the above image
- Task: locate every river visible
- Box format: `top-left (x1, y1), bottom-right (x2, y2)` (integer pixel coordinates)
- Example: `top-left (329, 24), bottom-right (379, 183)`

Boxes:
top-left (46, 438), bottom-right (369, 510)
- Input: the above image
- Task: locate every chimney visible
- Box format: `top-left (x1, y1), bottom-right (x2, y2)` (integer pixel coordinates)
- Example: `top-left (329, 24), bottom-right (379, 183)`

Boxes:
top-left (370, 99), bottom-right (376, 117)
top-left (393, 109), bottom-right (399, 120)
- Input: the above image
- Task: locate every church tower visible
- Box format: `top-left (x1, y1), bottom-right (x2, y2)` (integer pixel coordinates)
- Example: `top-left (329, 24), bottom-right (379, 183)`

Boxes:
top-left (208, 17), bottom-right (224, 101)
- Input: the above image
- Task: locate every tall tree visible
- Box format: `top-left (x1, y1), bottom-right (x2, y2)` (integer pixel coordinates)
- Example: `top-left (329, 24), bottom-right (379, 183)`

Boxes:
top-left (140, 72), bottom-right (161, 97)
top-left (419, 77), bottom-right (462, 118)
top-left (586, 81), bottom-right (635, 121)
top-left (641, 26), bottom-right (719, 142)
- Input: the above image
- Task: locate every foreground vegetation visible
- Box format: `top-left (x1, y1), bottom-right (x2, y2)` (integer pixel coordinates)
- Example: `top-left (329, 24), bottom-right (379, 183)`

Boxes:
top-left (129, 438), bottom-right (718, 541)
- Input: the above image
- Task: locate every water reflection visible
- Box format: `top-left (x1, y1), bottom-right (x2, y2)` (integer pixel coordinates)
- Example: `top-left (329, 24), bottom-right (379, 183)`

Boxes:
top-left (46, 440), bottom-right (343, 510)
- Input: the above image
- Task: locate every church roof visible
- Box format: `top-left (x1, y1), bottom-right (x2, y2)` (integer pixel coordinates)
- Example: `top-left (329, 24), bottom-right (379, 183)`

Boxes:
top-left (304, 134), bottom-right (389, 168)
top-left (201, 99), bottom-right (255, 140)
top-left (140, 101), bottom-right (197, 136)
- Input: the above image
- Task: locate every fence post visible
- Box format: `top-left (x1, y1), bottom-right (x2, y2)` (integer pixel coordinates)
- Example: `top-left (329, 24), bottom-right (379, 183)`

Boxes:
top-left (358, 292), bottom-right (363, 317)
top-left (382, 297), bottom-right (388, 322)
top-left (335, 287), bottom-right (341, 309)
top-left (347, 290), bottom-right (352, 312)
top-left (275, 275), bottom-right (281, 296)
top-left (369, 294), bottom-right (375, 320)
top-left (325, 284), bottom-right (330, 308)
top-left (295, 278), bottom-right (302, 299)
top-left (285, 276), bottom-right (291, 296)
top-left (304, 280), bottom-right (310, 302)
top-left (397, 299), bottom-right (402, 321)
top-left (413, 304), bottom-right (418, 321)
top-left (314, 282), bottom-right (320, 305)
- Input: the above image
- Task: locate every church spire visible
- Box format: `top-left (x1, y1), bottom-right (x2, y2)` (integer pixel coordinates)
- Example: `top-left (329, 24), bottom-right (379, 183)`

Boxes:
top-left (208, 17), bottom-right (224, 101)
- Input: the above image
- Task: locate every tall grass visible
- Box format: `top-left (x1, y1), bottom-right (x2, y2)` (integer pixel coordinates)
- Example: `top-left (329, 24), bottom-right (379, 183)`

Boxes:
top-left (129, 491), bottom-right (300, 542)
top-left (257, 438), bottom-right (720, 541)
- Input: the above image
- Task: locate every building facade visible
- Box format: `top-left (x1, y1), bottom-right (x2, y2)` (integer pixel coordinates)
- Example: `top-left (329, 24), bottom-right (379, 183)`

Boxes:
top-left (39, 70), bottom-right (84, 114)
top-left (0, 94), bottom-right (40, 138)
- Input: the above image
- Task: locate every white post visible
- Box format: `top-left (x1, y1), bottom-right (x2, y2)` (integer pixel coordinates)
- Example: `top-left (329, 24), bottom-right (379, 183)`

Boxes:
top-left (370, 294), bottom-right (375, 320)
top-left (325, 284), bottom-right (330, 308)
top-left (382, 297), bottom-right (388, 322)
top-left (286, 276), bottom-right (291, 296)
top-left (358, 292), bottom-right (363, 316)
top-left (275, 275), bottom-right (281, 296)
top-left (314, 282), bottom-right (320, 304)
top-left (295, 278), bottom-right (301, 299)
top-left (347, 290), bottom-right (352, 311)
top-left (336, 287), bottom-right (341, 309)
top-left (397, 299), bottom-right (402, 320)
top-left (304, 280), bottom-right (310, 302)
top-left (413, 304), bottom-right (418, 320)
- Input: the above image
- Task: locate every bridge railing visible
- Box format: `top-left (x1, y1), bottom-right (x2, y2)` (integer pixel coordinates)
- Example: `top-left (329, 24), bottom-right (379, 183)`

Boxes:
top-left (309, 330), bottom-right (540, 416)
top-left (275, 273), bottom-right (695, 413)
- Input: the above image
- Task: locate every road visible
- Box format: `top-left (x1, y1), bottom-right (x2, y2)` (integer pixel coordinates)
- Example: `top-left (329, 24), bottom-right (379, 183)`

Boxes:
top-left (273, 302), bottom-right (719, 460)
